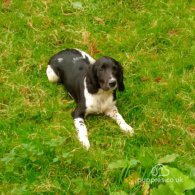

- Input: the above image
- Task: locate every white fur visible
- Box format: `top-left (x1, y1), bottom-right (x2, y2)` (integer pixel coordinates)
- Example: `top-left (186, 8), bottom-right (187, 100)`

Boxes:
top-left (83, 77), bottom-right (133, 135)
top-left (75, 49), bottom-right (96, 64)
top-left (46, 65), bottom-right (59, 83)
top-left (73, 56), bottom-right (85, 63)
top-left (105, 106), bottom-right (134, 134)
top-left (84, 78), bottom-right (116, 116)
top-left (74, 118), bottom-right (90, 149)
top-left (57, 58), bottom-right (63, 62)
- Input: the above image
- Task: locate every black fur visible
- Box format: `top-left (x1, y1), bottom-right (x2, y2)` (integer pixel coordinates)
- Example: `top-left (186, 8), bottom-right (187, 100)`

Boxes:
top-left (48, 49), bottom-right (125, 119)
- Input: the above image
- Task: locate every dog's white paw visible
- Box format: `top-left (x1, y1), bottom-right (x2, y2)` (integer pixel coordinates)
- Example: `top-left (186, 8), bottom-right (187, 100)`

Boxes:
top-left (78, 134), bottom-right (90, 150)
top-left (120, 123), bottom-right (134, 135)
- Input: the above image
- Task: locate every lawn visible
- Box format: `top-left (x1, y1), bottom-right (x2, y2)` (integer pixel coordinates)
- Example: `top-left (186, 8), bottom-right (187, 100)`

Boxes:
top-left (0, 0), bottom-right (195, 194)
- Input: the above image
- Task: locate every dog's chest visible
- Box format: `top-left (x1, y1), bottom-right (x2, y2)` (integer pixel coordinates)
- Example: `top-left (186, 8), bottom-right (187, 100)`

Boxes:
top-left (84, 89), bottom-right (115, 115)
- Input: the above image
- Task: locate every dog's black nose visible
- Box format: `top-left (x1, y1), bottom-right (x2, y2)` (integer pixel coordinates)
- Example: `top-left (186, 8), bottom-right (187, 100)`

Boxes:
top-left (109, 80), bottom-right (117, 87)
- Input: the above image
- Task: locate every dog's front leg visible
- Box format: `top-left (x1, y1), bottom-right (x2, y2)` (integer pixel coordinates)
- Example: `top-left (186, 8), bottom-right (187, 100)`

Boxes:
top-left (72, 107), bottom-right (90, 149)
top-left (74, 117), bottom-right (90, 149)
top-left (105, 106), bottom-right (134, 135)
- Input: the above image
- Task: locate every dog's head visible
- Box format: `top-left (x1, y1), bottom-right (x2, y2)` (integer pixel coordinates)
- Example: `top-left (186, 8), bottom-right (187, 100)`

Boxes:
top-left (87, 56), bottom-right (125, 93)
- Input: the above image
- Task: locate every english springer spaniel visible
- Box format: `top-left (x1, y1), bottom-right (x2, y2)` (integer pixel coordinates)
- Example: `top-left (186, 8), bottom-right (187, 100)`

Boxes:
top-left (46, 49), bottom-right (134, 149)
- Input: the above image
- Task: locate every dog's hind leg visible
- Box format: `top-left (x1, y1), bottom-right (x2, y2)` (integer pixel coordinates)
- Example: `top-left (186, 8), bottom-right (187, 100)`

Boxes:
top-left (46, 65), bottom-right (60, 83)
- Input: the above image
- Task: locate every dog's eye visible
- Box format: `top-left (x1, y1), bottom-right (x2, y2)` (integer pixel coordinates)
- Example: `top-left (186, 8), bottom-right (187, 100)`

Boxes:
top-left (113, 66), bottom-right (117, 71)
top-left (100, 64), bottom-right (106, 71)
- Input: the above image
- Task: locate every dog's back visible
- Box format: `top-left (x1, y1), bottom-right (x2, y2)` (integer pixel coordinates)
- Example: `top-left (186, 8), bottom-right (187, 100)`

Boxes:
top-left (47, 49), bottom-right (94, 101)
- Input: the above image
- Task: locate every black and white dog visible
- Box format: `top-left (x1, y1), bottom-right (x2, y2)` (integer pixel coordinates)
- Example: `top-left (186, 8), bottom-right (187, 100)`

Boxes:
top-left (46, 49), bottom-right (134, 149)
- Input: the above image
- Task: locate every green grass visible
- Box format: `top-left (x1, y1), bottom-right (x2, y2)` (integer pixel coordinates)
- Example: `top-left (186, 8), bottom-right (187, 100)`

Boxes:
top-left (0, 0), bottom-right (195, 194)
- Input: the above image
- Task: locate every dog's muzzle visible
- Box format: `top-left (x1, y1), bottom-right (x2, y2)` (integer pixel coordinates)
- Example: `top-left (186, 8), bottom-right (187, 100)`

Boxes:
top-left (108, 78), bottom-right (117, 89)
top-left (109, 80), bottom-right (117, 88)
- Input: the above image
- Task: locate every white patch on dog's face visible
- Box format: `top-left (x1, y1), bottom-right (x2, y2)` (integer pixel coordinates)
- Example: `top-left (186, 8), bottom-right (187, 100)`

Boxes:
top-left (46, 65), bottom-right (59, 82)
top-left (92, 56), bottom-right (125, 91)
top-left (84, 78), bottom-right (116, 116)
top-left (94, 58), bottom-right (119, 91)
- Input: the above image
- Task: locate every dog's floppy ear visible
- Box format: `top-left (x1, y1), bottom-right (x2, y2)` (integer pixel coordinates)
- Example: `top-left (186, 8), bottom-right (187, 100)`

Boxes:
top-left (86, 62), bottom-right (100, 94)
top-left (115, 60), bottom-right (125, 91)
